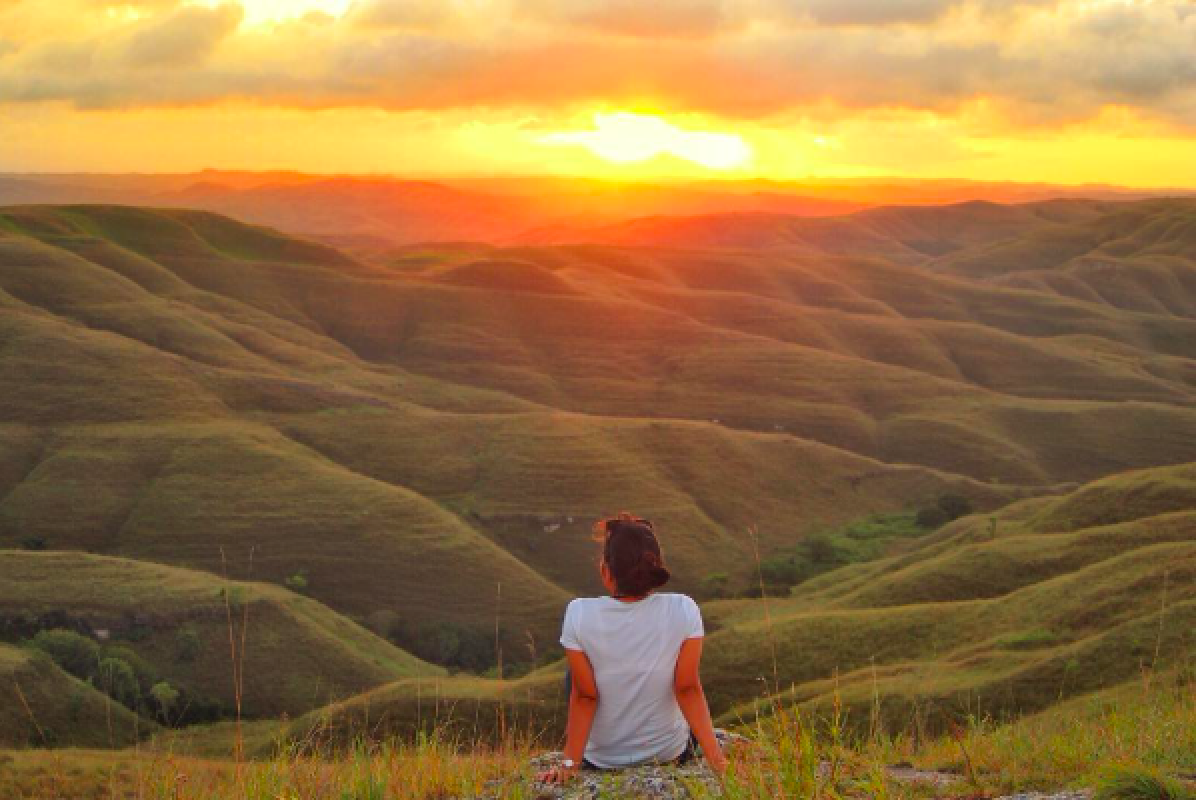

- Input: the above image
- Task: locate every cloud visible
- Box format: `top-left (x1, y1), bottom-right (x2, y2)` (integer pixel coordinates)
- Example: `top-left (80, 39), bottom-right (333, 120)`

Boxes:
top-left (525, 0), bottom-right (731, 38)
top-left (122, 2), bottom-right (242, 66)
top-left (347, 0), bottom-right (456, 30)
top-left (773, 0), bottom-right (954, 26)
top-left (0, 0), bottom-right (1191, 129)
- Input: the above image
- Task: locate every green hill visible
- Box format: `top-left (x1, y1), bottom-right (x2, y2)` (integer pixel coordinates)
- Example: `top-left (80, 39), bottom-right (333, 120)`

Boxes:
top-left (0, 551), bottom-right (440, 717)
top-left (702, 464), bottom-right (1195, 727)
top-left (264, 464), bottom-right (1193, 746)
top-left (0, 642), bottom-right (148, 748)
top-left (0, 200), bottom-right (1192, 746)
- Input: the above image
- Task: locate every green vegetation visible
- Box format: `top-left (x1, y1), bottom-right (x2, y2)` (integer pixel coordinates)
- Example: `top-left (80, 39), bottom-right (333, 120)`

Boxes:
top-left (0, 551), bottom-right (440, 717)
top-left (752, 512), bottom-right (929, 593)
top-left (0, 201), bottom-right (1192, 766)
top-left (0, 671), bottom-right (1190, 798)
top-left (1096, 768), bottom-right (1192, 800)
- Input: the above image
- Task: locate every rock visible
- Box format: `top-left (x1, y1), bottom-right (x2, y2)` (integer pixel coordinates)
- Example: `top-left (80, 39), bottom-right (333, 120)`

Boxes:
top-left (475, 730), bottom-right (749, 800)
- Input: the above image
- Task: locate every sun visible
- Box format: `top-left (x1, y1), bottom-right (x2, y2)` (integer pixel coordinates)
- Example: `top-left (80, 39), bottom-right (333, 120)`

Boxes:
top-left (540, 112), bottom-right (753, 170)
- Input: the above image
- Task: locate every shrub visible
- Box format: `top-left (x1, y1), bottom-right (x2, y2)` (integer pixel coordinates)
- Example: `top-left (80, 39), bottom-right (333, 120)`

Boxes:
top-left (29, 629), bottom-right (99, 678)
top-left (150, 681), bottom-right (180, 723)
top-left (700, 572), bottom-right (731, 599)
top-left (175, 625), bottom-right (202, 663)
top-left (365, 610), bottom-right (402, 640)
top-left (19, 535), bottom-right (46, 551)
top-left (173, 688), bottom-right (225, 726)
top-left (916, 507), bottom-right (950, 528)
top-left (758, 557), bottom-right (806, 587)
top-left (102, 644), bottom-right (158, 689)
top-left (937, 494), bottom-right (973, 520)
top-left (97, 657), bottom-right (140, 708)
top-left (805, 533), bottom-right (838, 565)
top-left (284, 571), bottom-right (309, 594)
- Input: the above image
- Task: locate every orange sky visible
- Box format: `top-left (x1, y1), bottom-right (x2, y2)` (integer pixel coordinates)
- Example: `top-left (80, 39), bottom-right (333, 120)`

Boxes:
top-left (0, 0), bottom-right (1194, 187)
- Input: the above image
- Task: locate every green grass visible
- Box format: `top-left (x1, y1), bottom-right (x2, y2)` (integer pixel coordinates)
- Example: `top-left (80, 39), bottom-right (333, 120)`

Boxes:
top-left (0, 670), bottom-right (1190, 798)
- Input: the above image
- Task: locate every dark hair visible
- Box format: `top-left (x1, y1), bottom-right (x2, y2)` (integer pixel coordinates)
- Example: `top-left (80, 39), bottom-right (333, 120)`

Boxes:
top-left (594, 512), bottom-right (671, 597)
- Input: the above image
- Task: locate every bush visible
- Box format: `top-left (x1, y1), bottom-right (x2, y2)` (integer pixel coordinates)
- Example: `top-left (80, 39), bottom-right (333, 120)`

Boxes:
top-left (937, 494), bottom-right (973, 521)
top-left (916, 507), bottom-right (950, 528)
top-left (172, 688), bottom-right (225, 726)
top-left (176, 625), bottom-right (202, 663)
top-left (392, 620), bottom-right (498, 671)
top-left (284, 571), bottom-right (309, 594)
top-left (758, 557), bottom-right (807, 587)
top-left (700, 572), bottom-right (732, 599)
top-left (97, 657), bottom-right (140, 708)
top-left (365, 610), bottom-right (402, 640)
top-left (29, 629), bottom-right (99, 678)
top-left (150, 681), bottom-right (180, 723)
top-left (805, 533), bottom-right (838, 565)
top-left (102, 645), bottom-right (158, 690)
top-left (19, 535), bottom-right (46, 551)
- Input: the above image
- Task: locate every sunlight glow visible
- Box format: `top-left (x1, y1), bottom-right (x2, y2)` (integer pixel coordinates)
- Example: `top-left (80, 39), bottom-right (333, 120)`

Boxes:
top-left (540, 112), bottom-right (753, 170)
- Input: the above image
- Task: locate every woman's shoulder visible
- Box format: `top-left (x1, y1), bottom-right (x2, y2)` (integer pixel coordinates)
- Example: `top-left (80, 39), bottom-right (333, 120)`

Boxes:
top-left (653, 592), bottom-right (700, 610)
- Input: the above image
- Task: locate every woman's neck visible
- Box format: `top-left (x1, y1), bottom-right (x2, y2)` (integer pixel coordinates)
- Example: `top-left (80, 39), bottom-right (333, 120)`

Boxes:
top-left (611, 592), bottom-right (649, 603)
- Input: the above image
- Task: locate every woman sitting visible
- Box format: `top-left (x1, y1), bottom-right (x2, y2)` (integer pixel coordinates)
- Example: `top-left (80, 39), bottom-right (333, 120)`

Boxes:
top-left (540, 512), bottom-right (728, 783)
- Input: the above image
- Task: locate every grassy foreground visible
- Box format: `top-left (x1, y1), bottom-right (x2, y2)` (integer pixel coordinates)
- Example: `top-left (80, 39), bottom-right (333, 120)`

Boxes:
top-left (1, 671), bottom-right (1191, 799)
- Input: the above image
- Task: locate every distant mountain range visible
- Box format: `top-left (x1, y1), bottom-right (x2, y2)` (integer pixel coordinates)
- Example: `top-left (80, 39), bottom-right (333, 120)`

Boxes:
top-left (0, 171), bottom-right (1190, 247)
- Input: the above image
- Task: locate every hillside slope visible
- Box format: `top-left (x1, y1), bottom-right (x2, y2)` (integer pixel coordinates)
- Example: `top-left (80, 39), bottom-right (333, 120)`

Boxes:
top-left (294, 464), bottom-right (1194, 742)
top-left (0, 551), bottom-right (440, 716)
top-left (0, 643), bottom-right (148, 748)
top-left (0, 201), bottom-right (1192, 665)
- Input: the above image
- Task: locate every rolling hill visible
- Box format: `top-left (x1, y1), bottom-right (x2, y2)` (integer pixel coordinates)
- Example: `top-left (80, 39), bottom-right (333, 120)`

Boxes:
top-left (0, 198), bottom-right (1192, 745)
top-left (284, 463), bottom-right (1195, 744)
top-left (0, 551), bottom-right (439, 717)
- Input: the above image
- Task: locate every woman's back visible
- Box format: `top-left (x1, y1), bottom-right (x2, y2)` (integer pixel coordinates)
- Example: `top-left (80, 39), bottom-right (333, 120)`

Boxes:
top-left (560, 592), bottom-right (704, 768)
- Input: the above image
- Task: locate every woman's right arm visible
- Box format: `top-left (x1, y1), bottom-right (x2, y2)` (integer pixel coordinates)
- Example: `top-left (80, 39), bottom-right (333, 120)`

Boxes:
top-left (562, 648), bottom-right (600, 767)
top-left (673, 637), bottom-right (727, 773)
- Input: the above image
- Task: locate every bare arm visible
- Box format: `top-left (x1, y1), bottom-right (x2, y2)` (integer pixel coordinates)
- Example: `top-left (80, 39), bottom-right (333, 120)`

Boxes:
top-left (563, 648), bottom-right (600, 766)
top-left (538, 648), bottom-right (599, 783)
top-left (674, 637), bottom-right (727, 772)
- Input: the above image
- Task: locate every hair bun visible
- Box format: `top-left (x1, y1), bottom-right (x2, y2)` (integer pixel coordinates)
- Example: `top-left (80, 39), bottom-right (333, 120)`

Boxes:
top-left (597, 513), bottom-right (670, 596)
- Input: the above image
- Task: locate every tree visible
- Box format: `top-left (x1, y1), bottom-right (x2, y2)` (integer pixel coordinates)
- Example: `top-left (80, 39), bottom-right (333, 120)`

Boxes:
top-left (97, 657), bottom-right (140, 708)
top-left (29, 629), bottom-right (99, 679)
top-left (150, 682), bottom-right (180, 723)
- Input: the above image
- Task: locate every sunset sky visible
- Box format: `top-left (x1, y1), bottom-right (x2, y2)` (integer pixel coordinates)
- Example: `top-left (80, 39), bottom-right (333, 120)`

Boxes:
top-left (0, 0), bottom-right (1194, 186)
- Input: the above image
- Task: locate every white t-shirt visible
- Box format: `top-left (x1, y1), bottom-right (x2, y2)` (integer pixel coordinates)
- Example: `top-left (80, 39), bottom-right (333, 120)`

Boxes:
top-left (559, 592), bottom-right (705, 768)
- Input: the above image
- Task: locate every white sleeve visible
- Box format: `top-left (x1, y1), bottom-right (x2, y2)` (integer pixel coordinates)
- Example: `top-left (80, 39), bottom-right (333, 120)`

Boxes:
top-left (682, 595), bottom-right (705, 639)
top-left (559, 599), bottom-right (583, 651)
